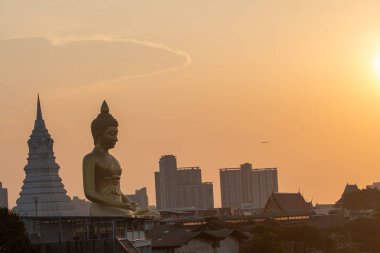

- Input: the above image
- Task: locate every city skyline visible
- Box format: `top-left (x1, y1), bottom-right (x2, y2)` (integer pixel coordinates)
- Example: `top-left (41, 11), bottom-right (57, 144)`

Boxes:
top-left (1, 96), bottom-right (370, 211)
top-left (0, 96), bottom-right (377, 209)
top-left (2, 1), bottom-right (380, 209)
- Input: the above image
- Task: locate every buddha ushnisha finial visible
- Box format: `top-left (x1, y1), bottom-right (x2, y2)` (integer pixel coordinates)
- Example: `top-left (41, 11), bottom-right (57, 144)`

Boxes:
top-left (101, 100), bottom-right (109, 113)
top-left (91, 100), bottom-right (118, 144)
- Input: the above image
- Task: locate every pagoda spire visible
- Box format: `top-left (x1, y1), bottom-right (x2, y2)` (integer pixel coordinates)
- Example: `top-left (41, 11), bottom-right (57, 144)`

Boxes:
top-left (37, 94), bottom-right (42, 120)
top-left (34, 94), bottom-right (46, 130)
top-left (16, 97), bottom-right (73, 216)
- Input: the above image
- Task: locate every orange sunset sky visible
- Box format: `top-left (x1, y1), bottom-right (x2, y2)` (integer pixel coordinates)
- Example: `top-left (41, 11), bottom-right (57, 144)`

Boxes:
top-left (2, 1), bottom-right (380, 208)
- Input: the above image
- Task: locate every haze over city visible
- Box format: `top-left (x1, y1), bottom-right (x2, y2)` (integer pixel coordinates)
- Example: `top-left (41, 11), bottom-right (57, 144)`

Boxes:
top-left (2, 0), bottom-right (380, 209)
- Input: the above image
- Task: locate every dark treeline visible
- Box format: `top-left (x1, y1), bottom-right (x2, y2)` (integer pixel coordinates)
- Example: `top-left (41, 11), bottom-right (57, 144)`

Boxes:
top-left (241, 222), bottom-right (335, 253)
top-left (0, 208), bottom-right (39, 253)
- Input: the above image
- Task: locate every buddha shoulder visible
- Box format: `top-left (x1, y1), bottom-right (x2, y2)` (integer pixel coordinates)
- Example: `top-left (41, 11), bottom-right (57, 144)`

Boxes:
top-left (83, 152), bottom-right (99, 167)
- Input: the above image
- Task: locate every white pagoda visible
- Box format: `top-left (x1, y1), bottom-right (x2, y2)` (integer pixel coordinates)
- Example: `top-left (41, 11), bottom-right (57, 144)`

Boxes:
top-left (15, 96), bottom-right (73, 216)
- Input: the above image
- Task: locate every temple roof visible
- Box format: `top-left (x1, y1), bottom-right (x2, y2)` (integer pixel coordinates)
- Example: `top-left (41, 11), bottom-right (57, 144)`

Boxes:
top-left (335, 183), bottom-right (360, 205)
top-left (262, 192), bottom-right (312, 215)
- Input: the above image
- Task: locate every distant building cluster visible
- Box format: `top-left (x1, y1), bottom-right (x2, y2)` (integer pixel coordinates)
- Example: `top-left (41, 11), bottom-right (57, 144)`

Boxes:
top-left (366, 182), bottom-right (380, 190)
top-left (127, 187), bottom-right (149, 208)
top-left (155, 155), bottom-right (214, 210)
top-left (220, 163), bottom-right (278, 209)
top-left (71, 196), bottom-right (91, 216)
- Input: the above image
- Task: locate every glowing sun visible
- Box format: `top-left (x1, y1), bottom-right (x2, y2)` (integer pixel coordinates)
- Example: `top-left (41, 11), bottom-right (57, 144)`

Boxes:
top-left (375, 53), bottom-right (380, 78)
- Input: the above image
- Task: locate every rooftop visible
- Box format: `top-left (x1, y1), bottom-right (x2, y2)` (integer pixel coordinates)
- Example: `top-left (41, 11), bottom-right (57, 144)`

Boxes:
top-left (177, 167), bottom-right (200, 171)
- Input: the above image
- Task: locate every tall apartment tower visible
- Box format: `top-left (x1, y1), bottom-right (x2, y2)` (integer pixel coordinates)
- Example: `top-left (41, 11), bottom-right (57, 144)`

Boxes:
top-left (14, 96), bottom-right (73, 216)
top-left (219, 168), bottom-right (242, 209)
top-left (177, 167), bottom-right (214, 209)
top-left (155, 155), bottom-right (214, 210)
top-left (220, 163), bottom-right (278, 209)
top-left (0, 182), bottom-right (8, 209)
top-left (155, 155), bottom-right (179, 209)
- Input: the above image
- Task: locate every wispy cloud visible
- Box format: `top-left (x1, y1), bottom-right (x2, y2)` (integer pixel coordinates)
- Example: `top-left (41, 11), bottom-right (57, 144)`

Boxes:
top-left (2, 34), bottom-right (192, 85)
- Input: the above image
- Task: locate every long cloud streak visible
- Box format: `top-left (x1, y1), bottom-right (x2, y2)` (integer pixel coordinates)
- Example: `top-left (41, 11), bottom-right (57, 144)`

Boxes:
top-left (2, 35), bottom-right (192, 85)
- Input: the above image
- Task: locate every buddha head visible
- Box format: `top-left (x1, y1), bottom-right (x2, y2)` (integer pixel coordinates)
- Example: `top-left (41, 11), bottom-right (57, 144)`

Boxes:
top-left (91, 101), bottom-right (119, 150)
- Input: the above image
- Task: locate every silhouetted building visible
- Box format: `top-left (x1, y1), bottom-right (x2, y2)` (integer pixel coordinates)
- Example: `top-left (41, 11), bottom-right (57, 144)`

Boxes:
top-left (14, 96), bottom-right (73, 216)
top-left (0, 182), bottom-right (8, 208)
top-left (262, 192), bottom-right (312, 217)
top-left (335, 183), bottom-right (359, 206)
top-left (220, 163), bottom-right (278, 209)
top-left (155, 155), bottom-right (214, 209)
top-left (366, 182), bottom-right (380, 190)
top-left (127, 187), bottom-right (149, 208)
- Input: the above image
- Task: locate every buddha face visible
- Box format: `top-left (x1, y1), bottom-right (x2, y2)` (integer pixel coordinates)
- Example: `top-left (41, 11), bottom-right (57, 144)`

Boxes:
top-left (97, 126), bottom-right (118, 150)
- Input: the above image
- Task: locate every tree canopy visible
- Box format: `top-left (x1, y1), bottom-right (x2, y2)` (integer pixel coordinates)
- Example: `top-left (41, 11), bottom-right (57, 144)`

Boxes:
top-left (241, 222), bottom-right (334, 253)
top-left (0, 208), bottom-right (37, 253)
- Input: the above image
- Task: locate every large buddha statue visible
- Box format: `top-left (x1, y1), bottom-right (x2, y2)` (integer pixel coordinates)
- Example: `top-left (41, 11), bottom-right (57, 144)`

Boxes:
top-left (83, 101), bottom-right (159, 218)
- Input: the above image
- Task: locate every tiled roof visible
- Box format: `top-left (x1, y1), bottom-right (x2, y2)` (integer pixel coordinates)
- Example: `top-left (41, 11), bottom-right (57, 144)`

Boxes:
top-left (116, 238), bottom-right (139, 253)
top-left (336, 184), bottom-right (359, 204)
top-left (147, 224), bottom-right (248, 248)
top-left (274, 193), bottom-right (310, 212)
top-left (147, 224), bottom-right (201, 248)
top-left (263, 193), bottom-right (312, 215)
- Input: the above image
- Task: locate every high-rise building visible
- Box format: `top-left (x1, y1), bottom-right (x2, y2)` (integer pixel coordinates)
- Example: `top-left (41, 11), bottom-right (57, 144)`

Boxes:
top-left (220, 163), bottom-right (278, 209)
top-left (14, 96), bottom-right (73, 216)
top-left (155, 155), bottom-right (214, 210)
top-left (177, 167), bottom-right (214, 209)
top-left (127, 187), bottom-right (149, 208)
top-left (219, 168), bottom-right (242, 209)
top-left (0, 182), bottom-right (8, 209)
top-left (155, 155), bottom-right (178, 209)
top-left (251, 167), bottom-right (278, 208)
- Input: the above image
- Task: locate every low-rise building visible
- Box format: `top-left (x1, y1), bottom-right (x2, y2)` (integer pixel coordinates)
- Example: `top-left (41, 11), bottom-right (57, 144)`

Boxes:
top-left (313, 204), bottom-right (340, 216)
top-left (147, 224), bottom-right (248, 253)
top-left (23, 216), bottom-right (152, 253)
top-left (71, 196), bottom-right (91, 216)
top-left (366, 182), bottom-right (380, 190)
